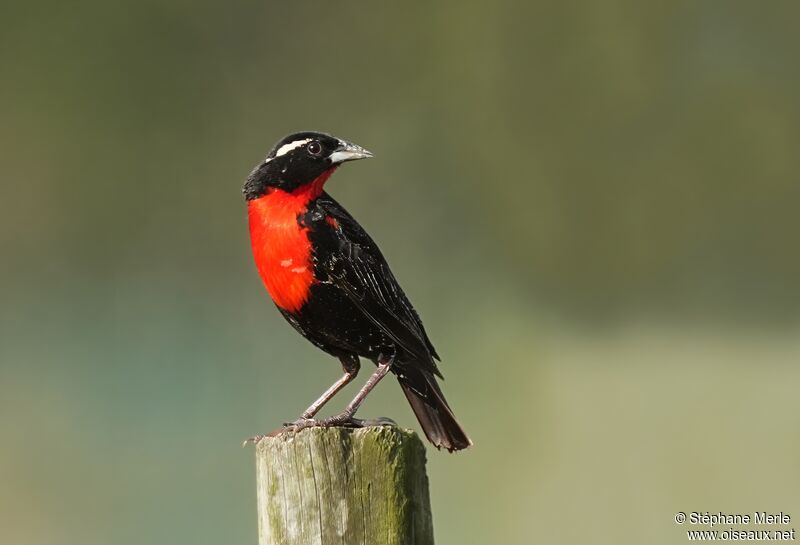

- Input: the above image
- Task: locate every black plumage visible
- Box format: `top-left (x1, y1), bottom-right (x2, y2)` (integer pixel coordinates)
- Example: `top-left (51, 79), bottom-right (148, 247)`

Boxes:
top-left (245, 132), bottom-right (471, 452)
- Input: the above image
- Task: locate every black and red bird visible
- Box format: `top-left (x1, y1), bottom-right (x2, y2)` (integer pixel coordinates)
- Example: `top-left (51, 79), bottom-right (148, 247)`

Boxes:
top-left (243, 131), bottom-right (471, 452)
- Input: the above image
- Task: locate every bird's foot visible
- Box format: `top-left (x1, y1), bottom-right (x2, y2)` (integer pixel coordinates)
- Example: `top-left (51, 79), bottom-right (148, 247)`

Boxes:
top-left (242, 415), bottom-right (398, 446)
top-left (317, 413), bottom-right (398, 428)
top-left (282, 417), bottom-right (320, 432)
top-left (319, 412), bottom-right (363, 427)
top-left (282, 413), bottom-right (398, 432)
top-left (280, 414), bottom-right (363, 431)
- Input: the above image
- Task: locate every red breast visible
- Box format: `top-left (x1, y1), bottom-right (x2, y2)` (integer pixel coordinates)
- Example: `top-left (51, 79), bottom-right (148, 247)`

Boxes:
top-left (247, 169), bottom-right (335, 313)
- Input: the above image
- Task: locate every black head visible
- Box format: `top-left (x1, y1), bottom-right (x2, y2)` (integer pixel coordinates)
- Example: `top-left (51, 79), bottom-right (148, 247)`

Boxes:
top-left (243, 131), bottom-right (372, 200)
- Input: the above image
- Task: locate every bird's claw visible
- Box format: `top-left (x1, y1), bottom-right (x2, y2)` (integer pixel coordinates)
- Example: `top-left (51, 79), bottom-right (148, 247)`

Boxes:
top-left (283, 417), bottom-right (319, 431)
top-left (281, 414), bottom-right (363, 430)
top-left (242, 434), bottom-right (266, 447)
top-left (320, 413), bottom-right (363, 427)
top-left (243, 415), bottom-right (398, 447)
top-left (287, 414), bottom-right (397, 429)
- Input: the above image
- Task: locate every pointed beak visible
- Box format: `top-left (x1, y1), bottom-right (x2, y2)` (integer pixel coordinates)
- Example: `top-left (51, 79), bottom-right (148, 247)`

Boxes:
top-left (329, 140), bottom-right (373, 164)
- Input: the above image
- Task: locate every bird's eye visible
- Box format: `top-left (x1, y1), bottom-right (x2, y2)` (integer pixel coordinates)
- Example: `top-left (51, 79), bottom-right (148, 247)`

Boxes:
top-left (307, 141), bottom-right (322, 156)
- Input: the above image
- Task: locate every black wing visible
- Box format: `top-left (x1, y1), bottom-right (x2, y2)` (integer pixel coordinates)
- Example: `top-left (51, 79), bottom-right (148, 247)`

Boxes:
top-left (313, 192), bottom-right (442, 376)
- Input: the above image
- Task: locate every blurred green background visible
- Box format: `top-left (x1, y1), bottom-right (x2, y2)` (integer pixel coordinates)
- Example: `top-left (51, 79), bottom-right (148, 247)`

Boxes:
top-left (2, 1), bottom-right (799, 544)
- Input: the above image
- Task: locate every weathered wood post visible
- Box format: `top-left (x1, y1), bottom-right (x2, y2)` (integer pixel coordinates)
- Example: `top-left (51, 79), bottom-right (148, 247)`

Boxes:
top-left (254, 426), bottom-right (434, 545)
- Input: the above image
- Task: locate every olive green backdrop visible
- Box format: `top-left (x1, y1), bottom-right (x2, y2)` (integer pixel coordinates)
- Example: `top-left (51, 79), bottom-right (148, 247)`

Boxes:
top-left (1, 2), bottom-right (798, 544)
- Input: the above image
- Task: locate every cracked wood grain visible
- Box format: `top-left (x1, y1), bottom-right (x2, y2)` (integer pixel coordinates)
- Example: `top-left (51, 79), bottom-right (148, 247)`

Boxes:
top-left (255, 426), bottom-right (434, 545)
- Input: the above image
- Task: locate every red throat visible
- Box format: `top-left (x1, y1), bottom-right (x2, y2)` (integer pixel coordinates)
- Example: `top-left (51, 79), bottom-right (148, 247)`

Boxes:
top-left (247, 168), bottom-right (337, 313)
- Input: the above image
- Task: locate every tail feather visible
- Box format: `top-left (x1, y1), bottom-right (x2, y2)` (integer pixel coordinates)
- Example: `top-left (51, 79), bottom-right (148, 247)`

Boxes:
top-left (399, 369), bottom-right (472, 452)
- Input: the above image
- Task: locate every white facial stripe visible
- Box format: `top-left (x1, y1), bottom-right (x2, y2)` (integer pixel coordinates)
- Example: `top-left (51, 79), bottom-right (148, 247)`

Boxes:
top-left (273, 138), bottom-right (311, 158)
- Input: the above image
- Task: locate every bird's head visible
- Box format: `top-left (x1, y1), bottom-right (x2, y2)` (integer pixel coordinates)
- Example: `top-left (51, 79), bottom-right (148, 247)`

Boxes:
top-left (243, 131), bottom-right (372, 200)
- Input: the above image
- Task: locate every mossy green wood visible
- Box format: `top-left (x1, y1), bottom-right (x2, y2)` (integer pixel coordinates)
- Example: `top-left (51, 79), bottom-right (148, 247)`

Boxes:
top-left (255, 426), bottom-right (434, 545)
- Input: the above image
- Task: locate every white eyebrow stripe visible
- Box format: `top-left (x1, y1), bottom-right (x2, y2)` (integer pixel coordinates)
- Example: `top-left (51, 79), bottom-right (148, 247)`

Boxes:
top-left (273, 138), bottom-right (311, 158)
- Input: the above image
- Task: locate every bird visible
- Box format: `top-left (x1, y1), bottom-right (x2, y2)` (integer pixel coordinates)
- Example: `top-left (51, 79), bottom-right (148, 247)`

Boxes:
top-left (242, 131), bottom-right (471, 452)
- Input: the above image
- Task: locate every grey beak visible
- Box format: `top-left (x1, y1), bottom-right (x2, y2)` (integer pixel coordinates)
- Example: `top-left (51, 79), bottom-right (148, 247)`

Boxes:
top-left (329, 140), bottom-right (373, 164)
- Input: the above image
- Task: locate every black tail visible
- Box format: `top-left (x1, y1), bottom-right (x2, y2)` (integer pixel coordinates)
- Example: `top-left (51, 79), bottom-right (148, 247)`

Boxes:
top-left (399, 369), bottom-right (472, 452)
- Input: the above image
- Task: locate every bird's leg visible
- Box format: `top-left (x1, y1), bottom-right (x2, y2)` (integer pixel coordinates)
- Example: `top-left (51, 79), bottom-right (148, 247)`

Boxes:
top-left (283, 355), bottom-right (360, 429)
top-left (299, 355), bottom-right (360, 419)
top-left (320, 356), bottom-right (393, 426)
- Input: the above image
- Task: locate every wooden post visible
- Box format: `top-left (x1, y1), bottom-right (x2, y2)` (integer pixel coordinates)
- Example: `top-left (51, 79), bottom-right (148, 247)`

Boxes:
top-left (254, 426), bottom-right (434, 545)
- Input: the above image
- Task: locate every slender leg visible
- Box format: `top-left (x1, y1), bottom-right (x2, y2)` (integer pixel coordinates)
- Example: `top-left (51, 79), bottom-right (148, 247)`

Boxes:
top-left (321, 357), bottom-right (393, 426)
top-left (244, 355), bottom-right (362, 445)
top-left (300, 355), bottom-right (360, 419)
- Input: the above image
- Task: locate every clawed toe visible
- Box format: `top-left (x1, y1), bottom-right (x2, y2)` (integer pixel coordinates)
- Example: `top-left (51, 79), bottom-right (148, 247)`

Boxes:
top-left (283, 418), bottom-right (318, 431)
top-left (320, 414), bottom-right (363, 427)
top-left (242, 434), bottom-right (267, 447)
top-left (243, 414), bottom-right (397, 447)
top-left (283, 413), bottom-right (364, 430)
